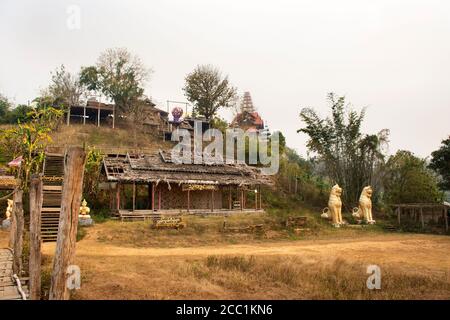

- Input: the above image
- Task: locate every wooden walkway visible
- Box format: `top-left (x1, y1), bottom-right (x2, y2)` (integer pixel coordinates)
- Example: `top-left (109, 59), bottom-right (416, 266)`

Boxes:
top-left (0, 249), bottom-right (27, 300)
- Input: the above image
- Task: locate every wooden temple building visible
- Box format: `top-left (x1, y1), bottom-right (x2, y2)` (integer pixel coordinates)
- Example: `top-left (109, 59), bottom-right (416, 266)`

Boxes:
top-left (102, 150), bottom-right (272, 219)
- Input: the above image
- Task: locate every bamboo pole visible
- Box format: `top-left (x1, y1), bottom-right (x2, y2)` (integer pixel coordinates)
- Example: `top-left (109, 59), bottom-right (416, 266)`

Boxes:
top-left (29, 175), bottom-right (43, 300)
top-left (49, 147), bottom-right (86, 300)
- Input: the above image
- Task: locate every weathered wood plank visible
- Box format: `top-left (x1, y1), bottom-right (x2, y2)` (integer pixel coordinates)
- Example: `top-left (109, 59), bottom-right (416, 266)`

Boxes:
top-left (29, 175), bottom-right (43, 300)
top-left (49, 147), bottom-right (86, 300)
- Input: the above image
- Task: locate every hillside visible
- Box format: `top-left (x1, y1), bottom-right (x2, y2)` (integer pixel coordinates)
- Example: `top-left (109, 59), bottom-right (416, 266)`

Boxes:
top-left (48, 124), bottom-right (173, 154)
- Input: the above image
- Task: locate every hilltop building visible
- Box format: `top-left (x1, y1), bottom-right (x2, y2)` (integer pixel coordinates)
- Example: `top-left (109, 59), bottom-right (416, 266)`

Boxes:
top-left (231, 92), bottom-right (266, 133)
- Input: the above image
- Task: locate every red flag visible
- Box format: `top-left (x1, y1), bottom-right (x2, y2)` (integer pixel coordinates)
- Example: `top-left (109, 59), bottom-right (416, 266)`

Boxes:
top-left (8, 156), bottom-right (23, 167)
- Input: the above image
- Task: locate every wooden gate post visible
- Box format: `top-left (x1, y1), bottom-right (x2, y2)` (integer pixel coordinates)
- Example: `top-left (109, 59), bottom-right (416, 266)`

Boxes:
top-left (49, 147), bottom-right (86, 300)
top-left (11, 188), bottom-right (24, 275)
top-left (29, 175), bottom-right (43, 300)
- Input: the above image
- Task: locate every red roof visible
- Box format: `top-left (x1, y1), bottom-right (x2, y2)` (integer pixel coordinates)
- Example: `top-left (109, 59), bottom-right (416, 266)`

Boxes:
top-left (232, 111), bottom-right (264, 129)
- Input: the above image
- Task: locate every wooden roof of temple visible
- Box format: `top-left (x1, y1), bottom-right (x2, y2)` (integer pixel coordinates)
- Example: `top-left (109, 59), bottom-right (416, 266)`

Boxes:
top-left (102, 150), bottom-right (273, 186)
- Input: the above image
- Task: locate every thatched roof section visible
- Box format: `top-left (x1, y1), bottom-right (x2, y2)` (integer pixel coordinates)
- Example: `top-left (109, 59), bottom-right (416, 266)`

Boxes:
top-left (0, 175), bottom-right (17, 190)
top-left (103, 151), bottom-right (273, 186)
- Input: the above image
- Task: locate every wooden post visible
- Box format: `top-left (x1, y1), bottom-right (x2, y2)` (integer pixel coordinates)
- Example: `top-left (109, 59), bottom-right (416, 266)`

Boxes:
top-left (132, 183), bottom-right (136, 212)
top-left (240, 189), bottom-right (243, 211)
top-left (259, 186), bottom-right (262, 210)
top-left (116, 183), bottom-right (120, 211)
top-left (444, 207), bottom-right (448, 232)
top-left (158, 186), bottom-right (161, 210)
top-left (97, 105), bottom-right (100, 127)
top-left (211, 189), bottom-right (214, 212)
top-left (49, 147), bottom-right (86, 300)
top-left (83, 105), bottom-right (86, 125)
top-left (187, 189), bottom-right (190, 213)
top-left (151, 183), bottom-right (155, 211)
top-left (29, 175), bottom-right (43, 300)
top-left (10, 188), bottom-right (24, 275)
top-left (397, 207), bottom-right (401, 225)
top-left (420, 207), bottom-right (424, 229)
top-left (112, 104), bottom-right (115, 129)
top-left (66, 107), bottom-right (71, 125)
top-left (228, 186), bottom-right (232, 210)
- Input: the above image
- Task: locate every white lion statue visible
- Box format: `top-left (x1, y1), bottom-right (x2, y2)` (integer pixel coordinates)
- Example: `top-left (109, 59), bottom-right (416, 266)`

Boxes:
top-left (322, 184), bottom-right (344, 227)
top-left (352, 186), bottom-right (375, 224)
top-left (5, 199), bottom-right (13, 220)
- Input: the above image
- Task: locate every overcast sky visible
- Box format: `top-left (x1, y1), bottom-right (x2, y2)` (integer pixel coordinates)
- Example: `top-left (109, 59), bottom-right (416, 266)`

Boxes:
top-left (1, 0), bottom-right (449, 158)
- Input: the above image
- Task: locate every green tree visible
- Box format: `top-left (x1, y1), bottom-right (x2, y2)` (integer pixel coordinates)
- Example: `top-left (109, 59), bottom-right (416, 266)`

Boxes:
top-left (297, 93), bottom-right (389, 206)
top-left (7, 104), bottom-right (34, 123)
top-left (43, 64), bottom-right (86, 109)
top-left (183, 65), bottom-right (237, 122)
top-left (384, 150), bottom-right (442, 204)
top-left (429, 136), bottom-right (450, 190)
top-left (0, 94), bottom-right (12, 123)
top-left (79, 48), bottom-right (150, 114)
top-left (0, 107), bottom-right (63, 188)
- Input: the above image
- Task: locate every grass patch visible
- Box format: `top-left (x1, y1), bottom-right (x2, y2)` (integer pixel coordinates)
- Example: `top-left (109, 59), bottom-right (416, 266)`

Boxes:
top-left (181, 255), bottom-right (450, 299)
top-left (77, 227), bottom-right (88, 242)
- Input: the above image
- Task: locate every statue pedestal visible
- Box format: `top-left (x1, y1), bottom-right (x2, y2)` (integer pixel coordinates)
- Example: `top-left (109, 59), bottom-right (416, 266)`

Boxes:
top-left (1, 219), bottom-right (11, 230)
top-left (78, 216), bottom-right (94, 226)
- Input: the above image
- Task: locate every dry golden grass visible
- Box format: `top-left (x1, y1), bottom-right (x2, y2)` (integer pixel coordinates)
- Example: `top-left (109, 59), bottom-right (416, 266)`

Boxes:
top-left (37, 214), bottom-right (450, 300)
top-left (49, 124), bottom-right (172, 152)
top-left (89, 213), bottom-right (386, 248)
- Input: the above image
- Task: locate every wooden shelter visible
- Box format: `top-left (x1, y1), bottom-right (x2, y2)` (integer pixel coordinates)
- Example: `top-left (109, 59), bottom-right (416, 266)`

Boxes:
top-left (66, 100), bottom-right (116, 128)
top-left (102, 150), bottom-right (272, 219)
top-left (392, 203), bottom-right (449, 232)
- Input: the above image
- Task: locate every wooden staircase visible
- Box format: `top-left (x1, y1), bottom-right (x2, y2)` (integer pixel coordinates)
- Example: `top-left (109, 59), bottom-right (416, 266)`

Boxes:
top-left (41, 154), bottom-right (64, 242)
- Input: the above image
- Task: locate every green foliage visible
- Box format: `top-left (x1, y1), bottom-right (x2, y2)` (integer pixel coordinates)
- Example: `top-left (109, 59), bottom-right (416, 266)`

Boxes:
top-left (80, 48), bottom-right (149, 114)
top-left (183, 65), bottom-right (237, 121)
top-left (42, 64), bottom-right (85, 110)
top-left (0, 94), bottom-right (11, 124)
top-left (384, 150), bottom-right (442, 204)
top-left (0, 107), bottom-right (63, 188)
top-left (210, 116), bottom-right (229, 133)
top-left (277, 147), bottom-right (328, 207)
top-left (298, 93), bottom-right (389, 206)
top-left (429, 136), bottom-right (450, 190)
top-left (83, 146), bottom-right (104, 203)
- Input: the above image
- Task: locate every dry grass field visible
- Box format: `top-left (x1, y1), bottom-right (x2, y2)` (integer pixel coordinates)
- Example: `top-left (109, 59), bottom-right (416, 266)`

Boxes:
top-left (48, 124), bottom-right (172, 153)
top-left (1, 212), bottom-right (449, 300)
top-left (27, 213), bottom-right (450, 300)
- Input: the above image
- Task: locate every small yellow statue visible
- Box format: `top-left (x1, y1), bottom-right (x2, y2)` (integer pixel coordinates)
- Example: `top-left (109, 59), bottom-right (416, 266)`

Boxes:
top-left (79, 199), bottom-right (91, 219)
top-left (353, 186), bottom-right (375, 224)
top-left (5, 199), bottom-right (13, 220)
top-left (321, 184), bottom-right (344, 227)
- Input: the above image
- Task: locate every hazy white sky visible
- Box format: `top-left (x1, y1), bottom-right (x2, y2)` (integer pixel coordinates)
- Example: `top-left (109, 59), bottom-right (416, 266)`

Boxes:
top-left (1, 0), bottom-right (449, 158)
